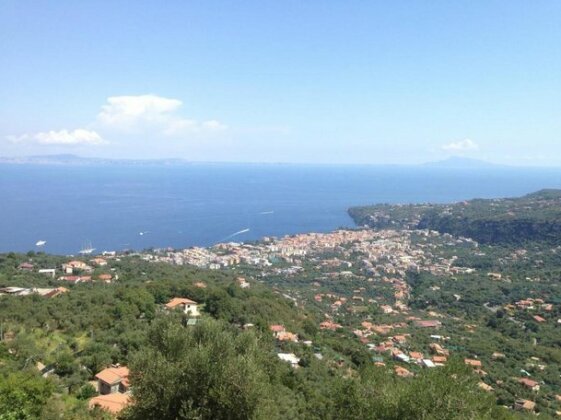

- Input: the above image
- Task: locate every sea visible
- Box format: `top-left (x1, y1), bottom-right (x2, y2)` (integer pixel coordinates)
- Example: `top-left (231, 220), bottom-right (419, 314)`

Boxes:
top-left (2, 163), bottom-right (561, 255)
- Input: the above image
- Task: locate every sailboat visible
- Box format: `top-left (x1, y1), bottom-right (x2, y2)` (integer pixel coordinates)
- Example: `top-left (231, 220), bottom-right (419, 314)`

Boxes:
top-left (79, 241), bottom-right (96, 255)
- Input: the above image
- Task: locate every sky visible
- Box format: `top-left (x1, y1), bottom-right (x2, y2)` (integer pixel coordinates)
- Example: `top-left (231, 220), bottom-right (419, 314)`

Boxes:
top-left (1, 1), bottom-right (561, 165)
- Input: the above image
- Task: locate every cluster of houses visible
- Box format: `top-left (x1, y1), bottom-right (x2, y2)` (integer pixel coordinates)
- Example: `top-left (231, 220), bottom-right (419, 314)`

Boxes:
top-left (500, 297), bottom-right (559, 327)
top-left (15, 258), bottom-right (117, 284)
top-left (87, 296), bottom-right (201, 415)
top-left (270, 324), bottom-right (299, 343)
top-left (145, 228), bottom-right (473, 276)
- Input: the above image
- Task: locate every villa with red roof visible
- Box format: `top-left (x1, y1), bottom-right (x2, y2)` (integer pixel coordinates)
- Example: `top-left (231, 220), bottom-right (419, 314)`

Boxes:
top-left (165, 297), bottom-right (200, 316)
top-left (95, 365), bottom-right (130, 395)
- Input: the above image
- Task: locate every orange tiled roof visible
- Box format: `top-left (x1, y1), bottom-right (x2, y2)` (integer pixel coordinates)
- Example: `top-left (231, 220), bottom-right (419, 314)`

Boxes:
top-left (519, 378), bottom-right (539, 388)
top-left (165, 297), bottom-right (197, 309)
top-left (269, 324), bottom-right (285, 332)
top-left (89, 393), bottom-right (131, 414)
top-left (95, 366), bottom-right (129, 385)
top-left (464, 359), bottom-right (482, 367)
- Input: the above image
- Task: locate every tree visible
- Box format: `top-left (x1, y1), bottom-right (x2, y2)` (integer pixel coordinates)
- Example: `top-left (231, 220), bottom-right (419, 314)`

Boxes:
top-left (123, 318), bottom-right (281, 420)
top-left (0, 372), bottom-right (54, 419)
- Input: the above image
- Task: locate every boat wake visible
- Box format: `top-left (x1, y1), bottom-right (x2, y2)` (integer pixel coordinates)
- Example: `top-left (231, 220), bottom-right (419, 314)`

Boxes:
top-left (221, 228), bottom-right (250, 241)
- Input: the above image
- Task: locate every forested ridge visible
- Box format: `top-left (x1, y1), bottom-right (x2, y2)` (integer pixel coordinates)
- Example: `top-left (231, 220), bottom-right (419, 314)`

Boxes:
top-left (349, 189), bottom-right (561, 245)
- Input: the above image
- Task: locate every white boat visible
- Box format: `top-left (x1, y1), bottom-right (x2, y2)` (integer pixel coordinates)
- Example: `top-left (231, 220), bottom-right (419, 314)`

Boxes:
top-left (79, 242), bottom-right (96, 255)
top-left (35, 240), bottom-right (47, 247)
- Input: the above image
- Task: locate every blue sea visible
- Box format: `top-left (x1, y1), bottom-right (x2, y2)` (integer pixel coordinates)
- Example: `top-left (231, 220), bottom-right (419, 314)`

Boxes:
top-left (2, 163), bottom-right (561, 255)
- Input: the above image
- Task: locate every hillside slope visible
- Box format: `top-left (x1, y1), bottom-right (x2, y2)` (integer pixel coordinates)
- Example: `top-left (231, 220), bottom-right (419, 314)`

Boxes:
top-left (349, 189), bottom-right (561, 244)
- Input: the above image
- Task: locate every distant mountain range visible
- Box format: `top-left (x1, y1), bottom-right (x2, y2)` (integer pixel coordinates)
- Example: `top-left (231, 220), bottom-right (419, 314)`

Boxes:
top-left (0, 154), bottom-right (190, 166)
top-left (0, 154), bottom-right (513, 168)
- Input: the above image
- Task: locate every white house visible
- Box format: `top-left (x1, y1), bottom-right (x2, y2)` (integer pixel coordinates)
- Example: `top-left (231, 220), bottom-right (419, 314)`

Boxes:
top-left (165, 297), bottom-right (200, 316)
top-left (277, 353), bottom-right (301, 368)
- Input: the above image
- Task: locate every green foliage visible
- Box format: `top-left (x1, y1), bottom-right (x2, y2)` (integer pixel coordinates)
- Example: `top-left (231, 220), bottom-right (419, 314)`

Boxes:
top-left (0, 372), bottom-right (54, 419)
top-left (123, 319), bottom-right (512, 420)
top-left (0, 251), bottom-right (542, 417)
top-left (349, 189), bottom-right (561, 245)
top-left (123, 318), bottom-right (282, 420)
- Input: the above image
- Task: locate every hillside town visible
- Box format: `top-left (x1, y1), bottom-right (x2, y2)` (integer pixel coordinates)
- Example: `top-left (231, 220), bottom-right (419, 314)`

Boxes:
top-left (128, 227), bottom-right (561, 416)
top-left (2, 223), bottom-right (560, 416)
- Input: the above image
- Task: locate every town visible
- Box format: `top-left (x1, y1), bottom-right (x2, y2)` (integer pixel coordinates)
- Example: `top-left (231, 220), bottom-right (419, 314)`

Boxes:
top-left (1, 219), bottom-right (560, 417)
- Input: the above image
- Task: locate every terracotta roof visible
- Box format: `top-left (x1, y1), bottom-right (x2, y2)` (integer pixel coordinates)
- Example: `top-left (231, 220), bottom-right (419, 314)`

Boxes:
top-left (59, 276), bottom-right (80, 282)
top-left (67, 260), bottom-right (86, 267)
top-left (18, 262), bottom-right (34, 269)
top-left (165, 297), bottom-right (197, 308)
top-left (519, 378), bottom-right (539, 388)
top-left (44, 288), bottom-right (68, 298)
top-left (464, 359), bottom-right (482, 367)
top-left (515, 399), bottom-right (535, 411)
top-left (277, 332), bottom-right (298, 342)
top-left (269, 324), bottom-right (285, 332)
top-left (89, 393), bottom-right (131, 414)
top-left (394, 366), bottom-right (413, 377)
top-left (95, 366), bottom-right (129, 385)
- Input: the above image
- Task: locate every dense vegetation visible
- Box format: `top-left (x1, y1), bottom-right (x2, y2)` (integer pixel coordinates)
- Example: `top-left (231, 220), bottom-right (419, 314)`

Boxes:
top-left (0, 252), bottom-right (517, 419)
top-left (349, 189), bottom-right (561, 245)
top-left (123, 317), bottom-right (511, 420)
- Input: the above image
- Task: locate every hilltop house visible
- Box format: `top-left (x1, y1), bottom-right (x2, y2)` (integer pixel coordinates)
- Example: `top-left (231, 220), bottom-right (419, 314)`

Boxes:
top-left (90, 257), bottom-right (108, 266)
top-left (236, 277), bottom-right (250, 288)
top-left (519, 378), bottom-right (540, 392)
top-left (394, 366), bottom-right (413, 377)
top-left (165, 297), bottom-right (200, 316)
top-left (464, 359), bottom-right (482, 368)
top-left (269, 324), bottom-right (286, 334)
top-left (62, 260), bottom-right (92, 274)
top-left (515, 399), bottom-right (535, 412)
top-left (277, 353), bottom-right (300, 368)
top-left (18, 262), bottom-right (34, 271)
top-left (97, 273), bottom-right (113, 282)
top-left (95, 365), bottom-right (130, 395)
top-left (414, 320), bottom-right (441, 328)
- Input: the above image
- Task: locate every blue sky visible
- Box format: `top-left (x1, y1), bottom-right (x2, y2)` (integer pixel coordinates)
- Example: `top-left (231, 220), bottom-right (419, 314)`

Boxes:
top-left (2, 1), bottom-right (561, 165)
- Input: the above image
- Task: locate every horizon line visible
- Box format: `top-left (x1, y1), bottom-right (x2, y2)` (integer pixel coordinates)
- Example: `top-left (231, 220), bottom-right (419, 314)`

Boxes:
top-left (1, 153), bottom-right (560, 169)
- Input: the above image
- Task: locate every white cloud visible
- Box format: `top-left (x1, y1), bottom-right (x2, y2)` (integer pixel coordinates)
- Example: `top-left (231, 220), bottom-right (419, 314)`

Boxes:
top-left (6, 94), bottom-right (226, 150)
top-left (441, 139), bottom-right (479, 152)
top-left (97, 94), bottom-right (182, 129)
top-left (97, 94), bottom-right (227, 136)
top-left (7, 129), bottom-right (107, 145)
